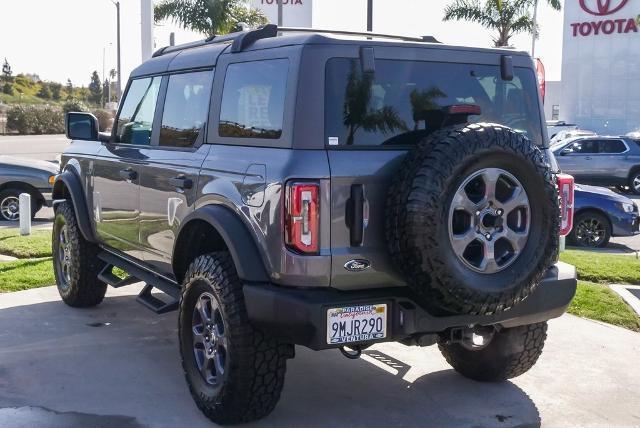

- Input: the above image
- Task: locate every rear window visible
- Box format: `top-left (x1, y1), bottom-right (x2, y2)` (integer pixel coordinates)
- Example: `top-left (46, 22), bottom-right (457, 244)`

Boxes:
top-left (325, 59), bottom-right (543, 147)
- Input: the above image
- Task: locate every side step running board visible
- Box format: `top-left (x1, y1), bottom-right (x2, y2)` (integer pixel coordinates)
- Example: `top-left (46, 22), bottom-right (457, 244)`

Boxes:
top-left (98, 250), bottom-right (181, 314)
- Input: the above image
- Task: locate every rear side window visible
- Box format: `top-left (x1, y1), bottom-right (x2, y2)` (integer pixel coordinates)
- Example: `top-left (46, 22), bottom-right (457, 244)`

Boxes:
top-left (598, 139), bottom-right (627, 154)
top-left (116, 76), bottom-right (162, 145)
top-left (219, 59), bottom-right (288, 139)
top-left (325, 59), bottom-right (543, 147)
top-left (159, 70), bottom-right (213, 148)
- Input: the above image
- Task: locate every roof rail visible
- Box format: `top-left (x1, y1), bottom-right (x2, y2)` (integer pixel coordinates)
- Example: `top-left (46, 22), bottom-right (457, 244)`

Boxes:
top-left (152, 24), bottom-right (278, 58)
top-left (278, 26), bottom-right (440, 44)
top-left (151, 24), bottom-right (439, 59)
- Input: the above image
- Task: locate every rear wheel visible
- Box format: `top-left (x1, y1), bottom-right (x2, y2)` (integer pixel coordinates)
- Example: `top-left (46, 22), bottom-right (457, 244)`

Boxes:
top-left (179, 252), bottom-right (292, 425)
top-left (630, 171), bottom-right (640, 195)
top-left (568, 211), bottom-right (611, 248)
top-left (438, 322), bottom-right (548, 382)
top-left (53, 201), bottom-right (107, 307)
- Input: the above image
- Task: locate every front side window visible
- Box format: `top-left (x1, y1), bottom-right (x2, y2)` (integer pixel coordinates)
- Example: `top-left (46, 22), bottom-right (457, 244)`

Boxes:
top-left (159, 70), bottom-right (213, 148)
top-left (571, 140), bottom-right (599, 154)
top-left (219, 59), bottom-right (289, 139)
top-left (116, 76), bottom-right (161, 145)
top-left (325, 59), bottom-right (543, 147)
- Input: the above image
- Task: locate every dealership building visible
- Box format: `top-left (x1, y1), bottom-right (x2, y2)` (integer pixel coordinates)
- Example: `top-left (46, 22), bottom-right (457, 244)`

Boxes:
top-left (546, 0), bottom-right (640, 135)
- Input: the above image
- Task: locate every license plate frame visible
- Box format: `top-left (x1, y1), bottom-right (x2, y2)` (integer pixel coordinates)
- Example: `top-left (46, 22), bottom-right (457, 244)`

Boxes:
top-left (326, 304), bottom-right (387, 345)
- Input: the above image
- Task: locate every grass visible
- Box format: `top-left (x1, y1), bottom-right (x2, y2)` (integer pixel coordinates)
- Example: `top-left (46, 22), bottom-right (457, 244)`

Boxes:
top-left (0, 228), bottom-right (52, 258)
top-left (568, 281), bottom-right (640, 332)
top-left (560, 249), bottom-right (640, 285)
top-left (0, 258), bottom-right (54, 292)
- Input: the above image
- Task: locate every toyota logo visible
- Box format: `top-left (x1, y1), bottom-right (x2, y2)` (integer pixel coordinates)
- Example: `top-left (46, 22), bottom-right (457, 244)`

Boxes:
top-left (579, 0), bottom-right (629, 16)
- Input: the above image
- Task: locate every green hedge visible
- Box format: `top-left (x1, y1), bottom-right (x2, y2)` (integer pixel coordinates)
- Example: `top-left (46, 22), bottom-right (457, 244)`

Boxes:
top-left (6, 105), bottom-right (64, 134)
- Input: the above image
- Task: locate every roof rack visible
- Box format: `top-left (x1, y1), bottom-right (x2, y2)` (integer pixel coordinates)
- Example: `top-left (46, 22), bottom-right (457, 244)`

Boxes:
top-left (152, 24), bottom-right (439, 58)
top-left (278, 27), bottom-right (440, 44)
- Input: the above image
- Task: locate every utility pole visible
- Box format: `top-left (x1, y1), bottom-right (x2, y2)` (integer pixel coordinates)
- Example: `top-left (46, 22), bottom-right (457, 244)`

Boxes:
top-left (531, 0), bottom-right (539, 58)
top-left (141, 0), bottom-right (154, 61)
top-left (367, 0), bottom-right (373, 32)
top-left (277, 0), bottom-right (283, 26)
top-left (108, 0), bottom-right (122, 102)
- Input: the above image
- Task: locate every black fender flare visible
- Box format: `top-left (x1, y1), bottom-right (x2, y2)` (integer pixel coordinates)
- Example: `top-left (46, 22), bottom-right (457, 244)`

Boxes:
top-left (52, 170), bottom-right (97, 242)
top-left (177, 205), bottom-right (269, 283)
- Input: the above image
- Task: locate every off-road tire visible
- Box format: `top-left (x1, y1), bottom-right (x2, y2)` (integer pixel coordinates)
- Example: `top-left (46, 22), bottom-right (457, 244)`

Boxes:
top-left (52, 201), bottom-right (107, 307)
top-left (179, 252), bottom-right (292, 425)
top-left (438, 322), bottom-right (548, 381)
top-left (386, 123), bottom-right (559, 315)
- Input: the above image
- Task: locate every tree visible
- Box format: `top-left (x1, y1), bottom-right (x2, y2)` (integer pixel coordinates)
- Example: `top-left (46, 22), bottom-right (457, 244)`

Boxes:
top-left (154, 0), bottom-right (268, 38)
top-left (443, 0), bottom-right (560, 47)
top-left (102, 79), bottom-right (111, 104)
top-left (88, 71), bottom-right (103, 106)
top-left (342, 63), bottom-right (407, 145)
top-left (2, 58), bottom-right (13, 95)
top-left (50, 82), bottom-right (62, 101)
top-left (66, 79), bottom-right (74, 100)
top-left (37, 83), bottom-right (52, 99)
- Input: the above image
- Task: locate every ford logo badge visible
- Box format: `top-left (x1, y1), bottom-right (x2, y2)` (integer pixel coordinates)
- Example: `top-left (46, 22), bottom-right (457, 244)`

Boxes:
top-left (344, 259), bottom-right (371, 272)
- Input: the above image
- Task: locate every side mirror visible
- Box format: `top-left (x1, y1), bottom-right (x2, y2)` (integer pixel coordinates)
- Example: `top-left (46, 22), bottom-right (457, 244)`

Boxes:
top-left (66, 112), bottom-right (99, 141)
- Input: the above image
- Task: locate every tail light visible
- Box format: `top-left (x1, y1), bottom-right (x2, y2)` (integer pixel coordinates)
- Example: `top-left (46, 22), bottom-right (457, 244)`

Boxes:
top-left (557, 174), bottom-right (574, 236)
top-left (285, 182), bottom-right (319, 254)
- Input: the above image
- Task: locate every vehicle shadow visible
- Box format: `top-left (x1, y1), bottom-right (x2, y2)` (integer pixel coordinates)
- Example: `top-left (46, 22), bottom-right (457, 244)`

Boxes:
top-left (0, 292), bottom-right (540, 428)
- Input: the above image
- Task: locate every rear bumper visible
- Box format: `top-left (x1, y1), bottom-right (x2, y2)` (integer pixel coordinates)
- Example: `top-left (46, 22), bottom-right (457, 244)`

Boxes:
top-left (243, 262), bottom-right (577, 351)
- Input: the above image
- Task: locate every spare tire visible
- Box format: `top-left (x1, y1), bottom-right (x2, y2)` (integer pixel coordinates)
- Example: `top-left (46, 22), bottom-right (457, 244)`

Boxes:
top-left (386, 123), bottom-right (559, 315)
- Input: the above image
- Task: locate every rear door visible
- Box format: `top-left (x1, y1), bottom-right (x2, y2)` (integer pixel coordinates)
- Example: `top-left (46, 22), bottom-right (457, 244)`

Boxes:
top-left (138, 70), bottom-right (214, 275)
top-left (324, 53), bottom-right (544, 290)
top-left (591, 139), bottom-right (629, 183)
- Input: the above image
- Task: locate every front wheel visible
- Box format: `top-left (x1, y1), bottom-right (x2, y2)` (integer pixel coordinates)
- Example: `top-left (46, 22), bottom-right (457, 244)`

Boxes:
top-left (53, 201), bottom-right (107, 307)
top-left (0, 189), bottom-right (38, 221)
top-left (438, 322), bottom-right (548, 382)
top-left (568, 212), bottom-right (611, 248)
top-left (629, 171), bottom-right (640, 195)
top-left (178, 252), bottom-right (292, 425)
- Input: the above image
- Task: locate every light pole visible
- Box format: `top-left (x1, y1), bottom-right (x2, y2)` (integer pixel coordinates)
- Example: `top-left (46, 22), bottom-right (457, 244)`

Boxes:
top-left (367, 0), bottom-right (373, 32)
top-left (277, 0), bottom-right (283, 26)
top-left (108, 0), bottom-right (122, 102)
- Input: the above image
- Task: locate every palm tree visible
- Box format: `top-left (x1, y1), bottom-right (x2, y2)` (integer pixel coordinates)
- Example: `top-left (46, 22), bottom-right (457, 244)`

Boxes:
top-left (342, 64), bottom-right (407, 145)
top-left (443, 0), bottom-right (560, 47)
top-left (154, 0), bottom-right (268, 38)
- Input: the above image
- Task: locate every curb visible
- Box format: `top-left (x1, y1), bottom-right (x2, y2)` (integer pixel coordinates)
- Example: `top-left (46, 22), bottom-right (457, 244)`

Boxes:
top-left (609, 284), bottom-right (640, 317)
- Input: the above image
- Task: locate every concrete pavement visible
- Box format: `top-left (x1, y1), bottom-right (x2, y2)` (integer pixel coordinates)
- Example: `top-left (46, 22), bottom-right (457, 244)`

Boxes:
top-left (0, 285), bottom-right (639, 428)
top-left (0, 134), bottom-right (69, 163)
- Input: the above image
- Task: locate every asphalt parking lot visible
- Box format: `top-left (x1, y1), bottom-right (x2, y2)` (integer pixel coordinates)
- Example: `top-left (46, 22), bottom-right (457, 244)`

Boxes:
top-left (0, 285), bottom-right (639, 428)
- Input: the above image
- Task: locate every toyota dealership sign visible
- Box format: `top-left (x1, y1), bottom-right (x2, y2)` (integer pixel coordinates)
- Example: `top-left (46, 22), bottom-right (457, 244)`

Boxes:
top-left (560, 0), bottom-right (640, 135)
top-left (571, 0), bottom-right (640, 36)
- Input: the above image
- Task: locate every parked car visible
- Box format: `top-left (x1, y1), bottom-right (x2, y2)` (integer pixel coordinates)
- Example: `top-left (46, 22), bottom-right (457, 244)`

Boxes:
top-left (52, 25), bottom-right (576, 424)
top-left (568, 184), bottom-right (639, 247)
top-left (0, 156), bottom-right (57, 221)
top-left (547, 120), bottom-right (577, 140)
top-left (549, 128), bottom-right (595, 145)
top-left (552, 135), bottom-right (640, 193)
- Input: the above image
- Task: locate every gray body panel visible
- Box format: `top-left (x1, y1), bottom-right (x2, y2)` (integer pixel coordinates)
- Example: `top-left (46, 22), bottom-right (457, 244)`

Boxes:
top-left (59, 32), bottom-right (549, 291)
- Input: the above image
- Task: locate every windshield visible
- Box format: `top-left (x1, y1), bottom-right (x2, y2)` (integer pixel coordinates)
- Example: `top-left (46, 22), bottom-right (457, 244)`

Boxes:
top-left (325, 58), bottom-right (544, 147)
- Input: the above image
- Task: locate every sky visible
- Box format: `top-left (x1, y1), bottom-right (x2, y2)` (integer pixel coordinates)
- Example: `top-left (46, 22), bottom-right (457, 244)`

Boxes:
top-left (0, 0), bottom-right (565, 88)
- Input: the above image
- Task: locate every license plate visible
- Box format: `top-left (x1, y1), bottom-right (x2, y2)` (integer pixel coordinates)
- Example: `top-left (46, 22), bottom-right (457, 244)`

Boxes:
top-left (326, 304), bottom-right (387, 345)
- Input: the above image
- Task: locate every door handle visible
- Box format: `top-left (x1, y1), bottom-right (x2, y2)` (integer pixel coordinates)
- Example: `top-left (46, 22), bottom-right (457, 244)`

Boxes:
top-left (119, 168), bottom-right (137, 181)
top-left (169, 176), bottom-right (193, 190)
top-left (585, 156), bottom-right (592, 160)
top-left (347, 184), bottom-right (364, 246)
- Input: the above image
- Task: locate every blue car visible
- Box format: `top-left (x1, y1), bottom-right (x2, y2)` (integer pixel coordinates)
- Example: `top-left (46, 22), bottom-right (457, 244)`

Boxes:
top-left (568, 184), bottom-right (640, 247)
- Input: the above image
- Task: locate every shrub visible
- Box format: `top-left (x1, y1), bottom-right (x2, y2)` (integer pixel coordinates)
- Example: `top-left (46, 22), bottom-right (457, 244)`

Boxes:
top-left (7, 105), bottom-right (64, 135)
top-left (62, 99), bottom-right (88, 114)
top-left (92, 109), bottom-right (115, 132)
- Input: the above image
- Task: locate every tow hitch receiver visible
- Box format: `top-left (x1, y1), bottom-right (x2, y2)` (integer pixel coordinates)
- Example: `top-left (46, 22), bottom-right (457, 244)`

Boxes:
top-left (446, 325), bottom-right (497, 350)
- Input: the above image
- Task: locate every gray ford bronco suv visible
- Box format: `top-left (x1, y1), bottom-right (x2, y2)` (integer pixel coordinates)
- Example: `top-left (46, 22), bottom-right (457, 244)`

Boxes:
top-left (54, 25), bottom-right (577, 425)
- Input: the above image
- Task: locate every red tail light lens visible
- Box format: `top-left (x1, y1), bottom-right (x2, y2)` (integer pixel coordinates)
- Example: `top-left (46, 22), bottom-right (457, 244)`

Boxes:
top-left (557, 174), bottom-right (574, 236)
top-left (285, 182), bottom-right (319, 254)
